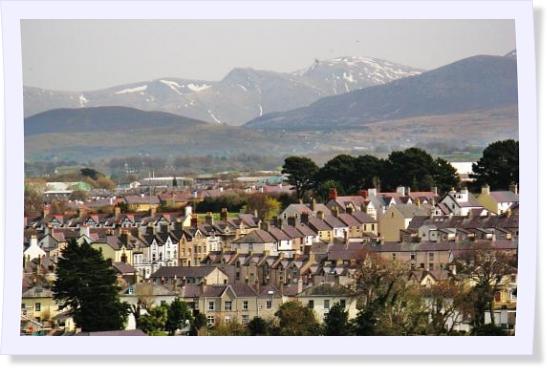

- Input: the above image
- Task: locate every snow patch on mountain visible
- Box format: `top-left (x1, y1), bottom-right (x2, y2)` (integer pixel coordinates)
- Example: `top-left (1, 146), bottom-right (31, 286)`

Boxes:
top-left (188, 83), bottom-right (211, 92)
top-left (115, 85), bottom-right (148, 95)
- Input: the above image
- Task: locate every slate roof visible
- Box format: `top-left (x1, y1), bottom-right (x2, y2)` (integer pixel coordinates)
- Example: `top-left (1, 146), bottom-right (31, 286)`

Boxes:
top-left (490, 191), bottom-right (519, 203)
top-left (233, 229), bottom-right (276, 244)
top-left (150, 266), bottom-right (223, 279)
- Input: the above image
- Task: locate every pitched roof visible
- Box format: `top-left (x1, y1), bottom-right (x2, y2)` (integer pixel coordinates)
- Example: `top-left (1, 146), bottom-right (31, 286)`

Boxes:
top-left (233, 229), bottom-right (276, 244)
top-left (490, 191), bottom-right (519, 203)
top-left (150, 266), bottom-right (223, 279)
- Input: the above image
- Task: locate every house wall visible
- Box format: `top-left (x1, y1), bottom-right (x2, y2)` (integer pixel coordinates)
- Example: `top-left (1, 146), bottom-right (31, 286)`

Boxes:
top-left (379, 208), bottom-right (406, 242)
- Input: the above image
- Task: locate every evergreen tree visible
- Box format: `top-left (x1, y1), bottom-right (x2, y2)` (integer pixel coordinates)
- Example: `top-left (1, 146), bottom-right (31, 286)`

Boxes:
top-left (165, 298), bottom-right (192, 335)
top-left (274, 301), bottom-right (320, 336)
top-left (471, 139), bottom-right (519, 190)
top-left (323, 302), bottom-right (350, 336)
top-left (52, 239), bottom-right (130, 332)
top-left (282, 156), bottom-right (319, 200)
top-left (247, 316), bottom-right (269, 336)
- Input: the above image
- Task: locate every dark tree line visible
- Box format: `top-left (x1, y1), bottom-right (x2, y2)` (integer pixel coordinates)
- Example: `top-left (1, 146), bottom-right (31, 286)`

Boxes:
top-left (283, 140), bottom-right (519, 200)
top-left (283, 147), bottom-right (460, 200)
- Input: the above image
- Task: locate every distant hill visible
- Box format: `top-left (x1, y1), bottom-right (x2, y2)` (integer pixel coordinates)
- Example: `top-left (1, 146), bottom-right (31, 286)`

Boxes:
top-left (245, 54), bottom-right (518, 131)
top-left (23, 56), bottom-right (422, 125)
top-left (24, 106), bottom-right (306, 161)
top-left (25, 106), bottom-right (207, 136)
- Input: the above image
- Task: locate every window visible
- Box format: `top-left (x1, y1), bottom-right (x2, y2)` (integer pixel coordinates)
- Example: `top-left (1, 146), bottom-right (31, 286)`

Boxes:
top-left (429, 263), bottom-right (434, 270)
top-left (207, 316), bottom-right (215, 326)
top-left (495, 291), bottom-right (501, 302)
top-left (21, 303), bottom-right (25, 310)
top-left (235, 272), bottom-right (240, 280)
top-left (242, 315), bottom-right (250, 324)
top-left (225, 301), bottom-right (232, 311)
top-left (392, 253), bottom-right (396, 261)
top-left (266, 300), bottom-right (272, 309)
top-left (308, 300), bottom-right (314, 309)
top-left (324, 300), bottom-right (330, 309)
top-left (420, 263), bottom-right (425, 269)
top-left (410, 254), bottom-right (416, 261)
top-left (35, 303), bottom-right (41, 312)
top-left (339, 299), bottom-right (346, 308)
top-left (243, 301), bottom-right (248, 311)
top-left (429, 252), bottom-right (434, 261)
top-left (208, 301), bottom-right (215, 311)
top-left (152, 253), bottom-right (156, 261)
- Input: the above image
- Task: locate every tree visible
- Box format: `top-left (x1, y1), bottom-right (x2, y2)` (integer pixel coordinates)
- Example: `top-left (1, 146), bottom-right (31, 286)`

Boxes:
top-left (350, 255), bottom-right (417, 335)
top-left (315, 154), bottom-right (359, 194)
top-left (246, 194), bottom-right (281, 221)
top-left (52, 239), bottom-right (130, 332)
top-left (247, 316), bottom-right (269, 336)
top-left (355, 155), bottom-right (385, 190)
top-left (190, 312), bottom-right (207, 336)
top-left (80, 168), bottom-right (101, 180)
top-left (172, 176), bottom-right (178, 187)
top-left (282, 156), bottom-right (319, 200)
top-left (24, 186), bottom-right (43, 215)
top-left (274, 301), bottom-right (320, 336)
top-left (432, 157), bottom-right (460, 194)
top-left (421, 280), bottom-right (467, 335)
top-left (69, 190), bottom-right (89, 201)
top-left (454, 244), bottom-right (516, 330)
top-left (383, 148), bottom-right (436, 191)
top-left (138, 303), bottom-right (169, 336)
top-left (471, 140), bottom-right (519, 190)
top-left (323, 302), bottom-right (350, 336)
top-left (165, 298), bottom-right (192, 335)
top-left (209, 319), bottom-right (248, 336)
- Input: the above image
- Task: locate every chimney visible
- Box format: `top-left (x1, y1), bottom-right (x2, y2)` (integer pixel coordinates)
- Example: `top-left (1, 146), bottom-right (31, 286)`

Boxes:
top-left (509, 183), bottom-right (518, 195)
top-left (358, 190), bottom-right (368, 198)
top-left (328, 187), bottom-right (338, 201)
top-left (431, 186), bottom-right (438, 196)
top-left (220, 208), bottom-right (228, 222)
top-left (481, 184), bottom-right (491, 196)
top-left (276, 218), bottom-right (283, 228)
top-left (205, 212), bottom-right (214, 225)
top-left (184, 205), bottom-right (192, 217)
top-left (367, 188), bottom-right (377, 198)
top-left (312, 198), bottom-right (317, 211)
top-left (260, 221), bottom-right (270, 232)
top-left (288, 216), bottom-right (296, 227)
top-left (316, 211), bottom-right (324, 220)
top-left (150, 206), bottom-right (157, 217)
top-left (297, 277), bottom-right (303, 294)
top-left (191, 214), bottom-right (198, 228)
top-left (396, 186), bottom-right (406, 196)
top-left (300, 212), bottom-right (309, 224)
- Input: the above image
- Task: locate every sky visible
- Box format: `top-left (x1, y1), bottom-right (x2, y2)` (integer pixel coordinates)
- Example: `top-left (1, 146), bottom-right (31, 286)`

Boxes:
top-left (21, 19), bottom-right (516, 91)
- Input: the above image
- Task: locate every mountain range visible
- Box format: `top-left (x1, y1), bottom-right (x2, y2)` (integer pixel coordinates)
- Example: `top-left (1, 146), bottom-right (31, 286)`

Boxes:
top-left (246, 54), bottom-right (518, 131)
top-left (24, 51), bottom-right (518, 163)
top-left (23, 56), bottom-right (422, 125)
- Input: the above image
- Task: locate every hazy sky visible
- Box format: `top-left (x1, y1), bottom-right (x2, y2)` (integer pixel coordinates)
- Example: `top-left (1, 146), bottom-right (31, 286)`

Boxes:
top-left (21, 19), bottom-right (516, 91)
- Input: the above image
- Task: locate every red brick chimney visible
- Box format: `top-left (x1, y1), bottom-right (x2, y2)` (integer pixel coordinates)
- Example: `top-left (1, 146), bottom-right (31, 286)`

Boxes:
top-left (191, 214), bottom-right (198, 228)
top-left (329, 188), bottom-right (338, 200)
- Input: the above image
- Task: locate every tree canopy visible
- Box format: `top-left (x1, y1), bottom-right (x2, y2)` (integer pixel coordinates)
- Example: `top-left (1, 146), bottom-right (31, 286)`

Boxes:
top-left (282, 156), bottom-right (319, 200)
top-left (52, 239), bottom-right (129, 332)
top-left (471, 139), bottom-right (519, 190)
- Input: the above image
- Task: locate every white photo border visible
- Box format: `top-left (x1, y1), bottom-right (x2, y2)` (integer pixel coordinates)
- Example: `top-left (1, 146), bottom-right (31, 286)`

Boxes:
top-left (0, 0), bottom-right (537, 356)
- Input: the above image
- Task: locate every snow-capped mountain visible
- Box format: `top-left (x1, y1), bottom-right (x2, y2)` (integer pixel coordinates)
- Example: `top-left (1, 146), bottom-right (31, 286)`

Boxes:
top-left (294, 56), bottom-right (422, 95)
top-left (23, 56), bottom-right (423, 125)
